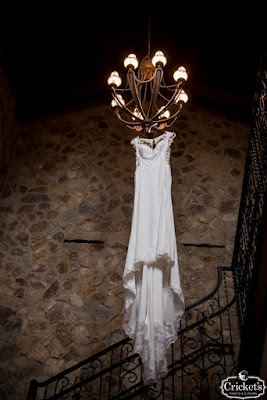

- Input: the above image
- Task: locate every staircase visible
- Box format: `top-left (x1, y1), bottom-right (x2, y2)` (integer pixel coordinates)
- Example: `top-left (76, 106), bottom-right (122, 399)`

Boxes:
top-left (27, 55), bottom-right (267, 400)
top-left (27, 266), bottom-right (238, 400)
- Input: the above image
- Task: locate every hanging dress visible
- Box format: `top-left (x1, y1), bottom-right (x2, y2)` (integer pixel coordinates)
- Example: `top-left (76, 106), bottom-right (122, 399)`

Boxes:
top-left (123, 131), bottom-right (185, 385)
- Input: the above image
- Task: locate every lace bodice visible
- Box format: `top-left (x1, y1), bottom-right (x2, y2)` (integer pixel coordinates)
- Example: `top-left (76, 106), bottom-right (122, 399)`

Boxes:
top-left (131, 131), bottom-right (176, 168)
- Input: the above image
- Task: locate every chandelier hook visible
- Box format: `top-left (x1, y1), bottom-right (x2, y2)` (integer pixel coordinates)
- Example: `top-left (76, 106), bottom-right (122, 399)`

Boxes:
top-left (148, 122), bottom-right (159, 134)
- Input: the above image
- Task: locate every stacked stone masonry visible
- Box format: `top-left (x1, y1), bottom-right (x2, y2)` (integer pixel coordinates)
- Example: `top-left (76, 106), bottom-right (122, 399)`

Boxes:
top-left (0, 101), bottom-right (249, 399)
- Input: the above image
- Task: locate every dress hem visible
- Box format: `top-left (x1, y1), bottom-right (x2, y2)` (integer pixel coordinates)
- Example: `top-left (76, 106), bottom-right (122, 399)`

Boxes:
top-left (122, 309), bottom-right (185, 385)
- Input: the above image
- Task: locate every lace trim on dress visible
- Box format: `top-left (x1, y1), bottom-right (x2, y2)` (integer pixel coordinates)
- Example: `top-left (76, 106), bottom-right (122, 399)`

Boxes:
top-left (138, 133), bottom-right (167, 150)
top-left (165, 132), bottom-right (176, 165)
top-left (167, 131), bottom-right (176, 144)
top-left (123, 260), bottom-right (185, 385)
top-left (125, 320), bottom-right (169, 384)
top-left (131, 132), bottom-right (176, 166)
top-left (125, 315), bottom-right (184, 385)
top-left (130, 137), bottom-right (140, 168)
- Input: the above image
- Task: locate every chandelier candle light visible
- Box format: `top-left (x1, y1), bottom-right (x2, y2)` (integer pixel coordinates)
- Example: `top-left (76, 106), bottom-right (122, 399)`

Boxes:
top-left (107, 51), bottom-right (188, 132)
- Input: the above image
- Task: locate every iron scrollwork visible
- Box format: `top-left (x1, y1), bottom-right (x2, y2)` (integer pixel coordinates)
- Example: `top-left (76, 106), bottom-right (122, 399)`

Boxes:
top-left (27, 266), bottom-right (238, 400)
top-left (231, 55), bottom-right (267, 341)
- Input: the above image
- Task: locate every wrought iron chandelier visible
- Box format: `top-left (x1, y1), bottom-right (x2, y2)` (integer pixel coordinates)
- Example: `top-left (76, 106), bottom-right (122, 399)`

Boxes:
top-left (107, 48), bottom-right (189, 133)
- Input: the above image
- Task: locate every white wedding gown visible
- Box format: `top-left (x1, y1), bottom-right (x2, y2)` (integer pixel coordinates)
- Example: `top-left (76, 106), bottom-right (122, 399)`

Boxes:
top-left (123, 131), bottom-right (185, 385)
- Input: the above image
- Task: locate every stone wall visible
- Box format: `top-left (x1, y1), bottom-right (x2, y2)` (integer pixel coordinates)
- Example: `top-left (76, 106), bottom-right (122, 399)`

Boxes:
top-left (0, 101), bottom-right (249, 399)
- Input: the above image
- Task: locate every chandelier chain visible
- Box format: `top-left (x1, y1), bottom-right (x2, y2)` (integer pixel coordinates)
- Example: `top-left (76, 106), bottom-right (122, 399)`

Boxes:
top-left (147, 2), bottom-right (152, 59)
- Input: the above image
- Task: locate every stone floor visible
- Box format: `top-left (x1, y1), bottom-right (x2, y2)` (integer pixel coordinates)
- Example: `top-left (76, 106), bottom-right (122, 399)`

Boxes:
top-left (0, 100), bottom-right (250, 399)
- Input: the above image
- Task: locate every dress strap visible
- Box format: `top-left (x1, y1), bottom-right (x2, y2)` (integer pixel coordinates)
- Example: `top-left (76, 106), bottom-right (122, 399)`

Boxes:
top-left (165, 132), bottom-right (176, 165)
top-left (166, 131), bottom-right (176, 144)
top-left (130, 136), bottom-right (140, 168)
top-left (130, 136), bottom-right (139, 149)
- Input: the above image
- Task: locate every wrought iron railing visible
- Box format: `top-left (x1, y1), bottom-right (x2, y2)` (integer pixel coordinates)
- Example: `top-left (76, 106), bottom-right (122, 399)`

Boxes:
top-left (231, 54), bottom-right (267, 341)
top-left (27, 266), bottom-right (238, 400)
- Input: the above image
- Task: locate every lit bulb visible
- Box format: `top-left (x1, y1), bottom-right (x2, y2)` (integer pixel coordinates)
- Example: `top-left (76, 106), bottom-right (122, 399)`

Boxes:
top-left (132, 108), bottom-right (144, 120)
top-left (111, 94), bottom-right (125, 108)
top-left (173, 66), bottom-right (188, 82)
top-left (175, 90), bottom-right (189, 104)
top-left (152, 51), bottom-right (167, 68)
top-left (124, 54), bottom-right (139, 69)
top-left (107, 71), bottom-right (122, 87)
top-left (158, 106), bottom-right (170, 119)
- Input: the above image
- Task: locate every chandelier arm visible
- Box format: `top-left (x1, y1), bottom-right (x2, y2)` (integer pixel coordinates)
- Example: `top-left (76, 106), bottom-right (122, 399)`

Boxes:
top-left (126, 124), bottom-right (139, 130)
top-left (150, 84), bottom-right (182, 120)
top-left (161, 75), bottom-right (179, 90)
top-left (125, 98), bottom-right (135, 108)
top-left (136, 81), bottom-right (146, 115)
top-left (166, 116), bottom-right (178, 128)
top-left (152, 103), bottom-right (183, 124)
top-left (147, 68), bottom-right (163, 117)
top-left (115, 109), bottom-right (144, 126)
top-left (113, 88), bottom-right (134, 108)
top-left (161, 75), bottom-right (168, 86)
top-left (115, 87), bottom-right (131, 92)
top-left (111, 90), bottom-right (143, 122)
top-left (142, 81), bottom-right (148, 109)
top-left (147, 79), bottom-right (154, 118)
top-left (160, 83), bottom-right (179, 90)
top-left (134, 71), bottom-right (157, 84)
top-left (157, 91), bottom-right (172, 102)
top-left (127, 69), bottom-right (146, 119)
top-left (137, 79), bottom-right (143, 103)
